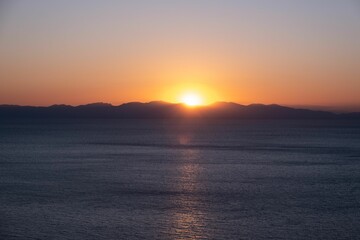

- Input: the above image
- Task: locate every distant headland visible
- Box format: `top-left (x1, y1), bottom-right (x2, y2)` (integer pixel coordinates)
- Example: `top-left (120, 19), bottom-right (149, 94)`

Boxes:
top-left (1, 102), bottom-right (359, 120)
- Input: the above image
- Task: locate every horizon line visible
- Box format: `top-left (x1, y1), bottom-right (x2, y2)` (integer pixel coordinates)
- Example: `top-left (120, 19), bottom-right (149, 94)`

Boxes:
top-left (1, 101), bottom-right (360, 113)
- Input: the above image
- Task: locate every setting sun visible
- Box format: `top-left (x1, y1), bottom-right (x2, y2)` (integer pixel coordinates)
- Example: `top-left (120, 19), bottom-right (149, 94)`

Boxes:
top-left (180, 92), bottom-right (204, 106)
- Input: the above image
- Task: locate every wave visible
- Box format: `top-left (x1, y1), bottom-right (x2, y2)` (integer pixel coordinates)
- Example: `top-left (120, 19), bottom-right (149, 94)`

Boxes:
top-left (87, 141), bottom-right (358, 155)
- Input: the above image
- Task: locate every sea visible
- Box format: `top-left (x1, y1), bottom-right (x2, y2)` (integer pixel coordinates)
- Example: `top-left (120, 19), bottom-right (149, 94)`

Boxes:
top-left (1, 119), bottom-right (359, 240)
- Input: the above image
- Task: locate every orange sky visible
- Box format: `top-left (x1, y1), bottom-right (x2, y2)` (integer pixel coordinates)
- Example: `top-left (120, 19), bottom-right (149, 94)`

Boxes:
top-left (0, 1), bottom-right (359, 108)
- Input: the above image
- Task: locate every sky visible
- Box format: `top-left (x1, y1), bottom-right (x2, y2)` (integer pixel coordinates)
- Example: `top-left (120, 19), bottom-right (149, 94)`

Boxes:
top-left (0, 0), bottom-right (359, 109)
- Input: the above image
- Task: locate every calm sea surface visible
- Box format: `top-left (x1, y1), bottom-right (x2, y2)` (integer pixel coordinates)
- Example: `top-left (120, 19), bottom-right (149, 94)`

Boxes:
top-left (1, 120), bottom-right (360, 240)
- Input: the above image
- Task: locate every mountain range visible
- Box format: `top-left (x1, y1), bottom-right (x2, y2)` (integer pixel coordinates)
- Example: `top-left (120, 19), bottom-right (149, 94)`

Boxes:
top-left (1, 101), bottom-right (359, 119)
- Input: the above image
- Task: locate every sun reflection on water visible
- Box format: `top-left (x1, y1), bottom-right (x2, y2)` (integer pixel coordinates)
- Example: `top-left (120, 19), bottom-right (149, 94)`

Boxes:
top-left (168, 148), bottom-right (210, 239)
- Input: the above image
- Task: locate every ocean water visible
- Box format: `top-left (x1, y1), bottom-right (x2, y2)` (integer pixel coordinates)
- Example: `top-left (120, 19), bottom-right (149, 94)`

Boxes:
top-left (0, 119), bottom-right (360, 240)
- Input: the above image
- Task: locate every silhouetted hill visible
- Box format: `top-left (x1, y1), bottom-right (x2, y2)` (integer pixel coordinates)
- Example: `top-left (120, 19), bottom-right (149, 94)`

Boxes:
top-left (0, 102), bottom-right (359, 120)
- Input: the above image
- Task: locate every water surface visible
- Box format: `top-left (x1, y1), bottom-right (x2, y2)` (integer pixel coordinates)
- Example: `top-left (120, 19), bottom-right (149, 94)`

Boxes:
top-left (1, 120), bottom-right (359, 239)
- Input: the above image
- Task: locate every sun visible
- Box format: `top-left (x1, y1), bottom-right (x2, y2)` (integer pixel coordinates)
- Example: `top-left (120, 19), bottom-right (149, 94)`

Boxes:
top-left (180, 92), bottom-right (203, 106)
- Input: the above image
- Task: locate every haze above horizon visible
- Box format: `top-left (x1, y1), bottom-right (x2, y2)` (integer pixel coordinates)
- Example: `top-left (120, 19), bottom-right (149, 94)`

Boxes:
top-left (0, 1), bottom-right (359, 110)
